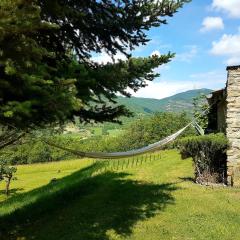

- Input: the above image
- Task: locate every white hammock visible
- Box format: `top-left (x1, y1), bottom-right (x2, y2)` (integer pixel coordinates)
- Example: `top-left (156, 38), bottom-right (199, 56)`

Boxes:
top-left (46, 123), bottom-right (191, 159)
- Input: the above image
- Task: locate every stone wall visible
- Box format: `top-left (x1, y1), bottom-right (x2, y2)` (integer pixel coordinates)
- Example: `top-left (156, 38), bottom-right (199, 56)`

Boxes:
top-left (226, 65), bottom-right (240, 186)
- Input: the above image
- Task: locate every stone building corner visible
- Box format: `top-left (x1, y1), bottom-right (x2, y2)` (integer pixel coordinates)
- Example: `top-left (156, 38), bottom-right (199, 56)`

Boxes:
top-left (226, 65), bottom-right (240, 186)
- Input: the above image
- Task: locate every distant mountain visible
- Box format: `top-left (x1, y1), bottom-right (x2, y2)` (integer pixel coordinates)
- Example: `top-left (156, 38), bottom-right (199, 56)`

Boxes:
top-left (117, 88), bottom-right (212, 114)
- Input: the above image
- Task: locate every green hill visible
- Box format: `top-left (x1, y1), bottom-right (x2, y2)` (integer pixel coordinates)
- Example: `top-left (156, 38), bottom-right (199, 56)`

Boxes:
top-left (117, 88), bottom-right (212, 114)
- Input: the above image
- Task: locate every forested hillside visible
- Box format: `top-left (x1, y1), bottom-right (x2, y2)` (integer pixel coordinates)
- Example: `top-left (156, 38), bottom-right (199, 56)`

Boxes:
top-left (117, 88), bottom-right (212, 114)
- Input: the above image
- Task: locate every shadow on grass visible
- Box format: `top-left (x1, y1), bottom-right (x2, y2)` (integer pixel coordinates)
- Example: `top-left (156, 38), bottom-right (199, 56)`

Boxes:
top-left (178, 177), bottom-right (195, 183)
top-left (0, 163), bottom-right (179, 240)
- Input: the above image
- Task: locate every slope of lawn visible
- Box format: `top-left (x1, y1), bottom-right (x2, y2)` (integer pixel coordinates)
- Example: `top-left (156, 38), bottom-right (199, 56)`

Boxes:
top-left (0, 150), bottom-right (240, 240)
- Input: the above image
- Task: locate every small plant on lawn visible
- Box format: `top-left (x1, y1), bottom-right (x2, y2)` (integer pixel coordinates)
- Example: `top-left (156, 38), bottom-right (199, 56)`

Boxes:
top-left (0, 161), bottom-right (17, 196)
top-left (178, 133), bottom-right (229, 184)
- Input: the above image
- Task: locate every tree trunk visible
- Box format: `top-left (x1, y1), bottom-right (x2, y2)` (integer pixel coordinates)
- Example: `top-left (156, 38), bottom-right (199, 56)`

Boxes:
top-left (5, 175), bottom-right (12, 196)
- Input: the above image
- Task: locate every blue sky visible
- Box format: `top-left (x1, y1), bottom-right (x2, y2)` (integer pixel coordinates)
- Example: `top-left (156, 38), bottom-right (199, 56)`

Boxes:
top-left (94, 0), bottom-right (240, 99)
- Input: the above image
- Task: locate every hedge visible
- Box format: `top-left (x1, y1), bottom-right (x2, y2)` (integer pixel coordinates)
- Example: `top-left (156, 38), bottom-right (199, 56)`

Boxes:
top-left (177, 133), bottom-right (229, 184)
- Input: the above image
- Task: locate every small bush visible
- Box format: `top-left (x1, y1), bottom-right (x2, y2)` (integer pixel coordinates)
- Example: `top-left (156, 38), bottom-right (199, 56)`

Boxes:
top-left (177, 133), bottom-right (229, 184)
top-left (0, 160), bottom-right (17, 195)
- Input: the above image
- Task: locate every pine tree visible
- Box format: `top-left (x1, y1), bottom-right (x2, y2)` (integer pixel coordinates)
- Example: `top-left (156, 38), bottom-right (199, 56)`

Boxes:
top-left (0, 0), bottom-right (190, 131)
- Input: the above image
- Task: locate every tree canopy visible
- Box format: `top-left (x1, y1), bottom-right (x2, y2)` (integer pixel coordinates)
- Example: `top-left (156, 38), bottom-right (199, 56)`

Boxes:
top-left (0, 0), bottom-right (189, 130)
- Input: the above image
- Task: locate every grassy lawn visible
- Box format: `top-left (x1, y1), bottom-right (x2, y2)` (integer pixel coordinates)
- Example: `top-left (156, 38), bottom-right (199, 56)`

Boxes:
top-left (0, 150), bottom-right (240, 240)
top-left (92, 127), bottom-right (103, 136)
top-left (107, 129), bottom-right (125, 137)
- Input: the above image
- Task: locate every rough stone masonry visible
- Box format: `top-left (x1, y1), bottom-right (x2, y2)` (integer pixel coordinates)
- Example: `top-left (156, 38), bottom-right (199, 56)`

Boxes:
top-left (226, 65), bottom-right (240, 186)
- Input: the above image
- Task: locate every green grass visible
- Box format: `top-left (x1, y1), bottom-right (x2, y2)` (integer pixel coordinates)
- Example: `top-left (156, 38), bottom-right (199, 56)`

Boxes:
top-left (0, 150), bottom-right (240, 240)
top-left (92, 127), bottom-right (103, 136)
top-left (107, 129), bottom-right (125, 136)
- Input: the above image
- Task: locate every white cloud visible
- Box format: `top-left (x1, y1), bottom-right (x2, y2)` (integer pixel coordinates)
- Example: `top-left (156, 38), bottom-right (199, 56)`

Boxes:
top-left (212, 0), bottom-right (240, 18)
top-left (175, 45), bottom-right (198, 63)
top-left (132, 81), bottom-right (198, 99)
top-left (132, 79), bottom-right (221, 100)
top-left (200, 17), bottom-right (224, 32)
top-left (92, 52), bottom-right (127, 64)
top-left (210, 31), bottom-right (240, 65)
top-left (131, 69), bottom-right (227, 99)
top-left (211, 33), bottom-right (240, 55)
top-left (151, 50), bottom-right (161, 57)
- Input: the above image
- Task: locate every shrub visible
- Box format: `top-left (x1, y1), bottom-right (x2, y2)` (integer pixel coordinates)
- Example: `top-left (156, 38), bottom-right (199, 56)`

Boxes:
top-left (0, 160), bottom-right (17, 195)
top-left (0, 138), bottom-right (73, 165)
top-left (178, 133), bottom-right (229, 184)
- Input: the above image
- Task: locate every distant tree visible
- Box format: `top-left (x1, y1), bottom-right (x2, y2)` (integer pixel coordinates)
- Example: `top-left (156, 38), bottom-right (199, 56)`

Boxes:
top-left (193, 94), bottom-right (210, 131)
top-left (117, 112), bottom-right (195, 151)
top-left (0, 0), bottom-right (189, 147)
